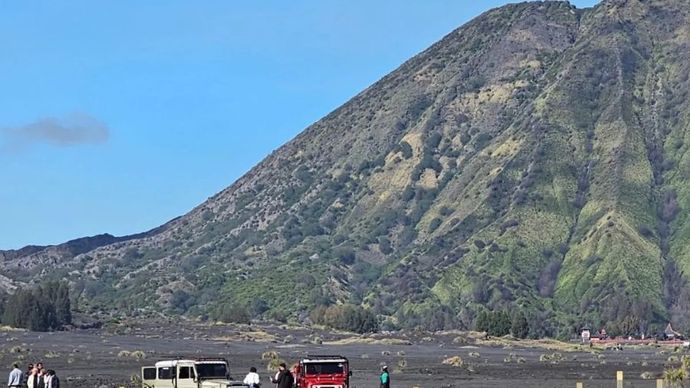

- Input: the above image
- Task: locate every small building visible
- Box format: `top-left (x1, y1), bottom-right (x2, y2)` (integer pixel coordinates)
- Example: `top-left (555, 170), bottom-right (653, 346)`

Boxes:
top-left (581, 327), bottom-right (591, 343)
top-left (665, 323), bottom-right (682, 340)
top-left (599, 327), bottom-right (608, 339)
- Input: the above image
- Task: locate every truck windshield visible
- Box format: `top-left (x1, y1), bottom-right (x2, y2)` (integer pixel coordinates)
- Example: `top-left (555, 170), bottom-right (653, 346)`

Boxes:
top-left (304, 363), bottom-right (345, 375)
top-left (196, 363), bottom-right (228, 379)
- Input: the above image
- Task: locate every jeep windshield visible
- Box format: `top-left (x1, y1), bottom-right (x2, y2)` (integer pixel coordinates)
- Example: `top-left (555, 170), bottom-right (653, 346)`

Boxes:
top-left (304, 362), bottom-right (345, 375)
top-left (196, 363), bottom-right (228, 379)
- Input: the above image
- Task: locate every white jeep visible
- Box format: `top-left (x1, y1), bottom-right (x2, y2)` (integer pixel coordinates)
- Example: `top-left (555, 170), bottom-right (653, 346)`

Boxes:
top-left (141, 358), bottom-right (246, 388)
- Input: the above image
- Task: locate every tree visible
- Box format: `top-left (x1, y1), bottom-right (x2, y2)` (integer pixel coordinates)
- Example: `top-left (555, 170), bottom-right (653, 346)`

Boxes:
top-left (54, 282), bottom-right (72, 325)
top-left (399, 141), bottom-right (413, 159)
top-left (334, 246), bottom-right (356, 265)
top-left (214, 302), bottom-right (251, 324)
top-left (488, 311), bottom-right (511, 336)
top-left (475, 310), bottom-right (490, 332)
top-left (250, 299), bottom-right (270, 317)
top-left (619, 315), bottom-right (641, 337)
top-left (169, 290), bottom-right (195, 314)
top-left (0, 281), bottom-right (72, 331)
top-left (475, 309), bottom-right (511, 336)
top-left (511, 311), bottom-right (529, 339)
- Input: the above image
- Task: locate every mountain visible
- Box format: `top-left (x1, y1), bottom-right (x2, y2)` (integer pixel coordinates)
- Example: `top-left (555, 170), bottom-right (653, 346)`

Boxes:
top-left (0, 227), bottom-right (170, 293)
top-left (4, 0), bottom-right (690, 335)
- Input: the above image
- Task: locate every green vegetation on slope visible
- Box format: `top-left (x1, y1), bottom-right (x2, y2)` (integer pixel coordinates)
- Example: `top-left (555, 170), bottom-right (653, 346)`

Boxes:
top-left (3, 0), bottom-right (690, 338)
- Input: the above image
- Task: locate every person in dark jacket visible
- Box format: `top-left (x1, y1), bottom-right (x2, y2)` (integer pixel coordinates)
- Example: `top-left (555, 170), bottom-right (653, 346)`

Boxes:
top-left (35, 369), bottom-right (45, 388)
top-left (379, 365), bottom-right (390, 388)
top-left (46, 370), bottom-right (58, 388)
top-left (270, 363), bottom-right (293, 388)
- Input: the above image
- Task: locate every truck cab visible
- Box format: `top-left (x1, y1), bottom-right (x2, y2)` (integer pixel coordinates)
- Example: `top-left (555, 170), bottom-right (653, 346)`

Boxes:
top-left (294, 355), bottom-right (351, 388)
top-left (141, 358), bottom-right (243, 388)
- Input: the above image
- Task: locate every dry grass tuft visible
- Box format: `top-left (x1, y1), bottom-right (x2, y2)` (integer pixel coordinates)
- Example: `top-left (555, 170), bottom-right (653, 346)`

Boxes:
top-left (442, 356), bottom-right (464, 367)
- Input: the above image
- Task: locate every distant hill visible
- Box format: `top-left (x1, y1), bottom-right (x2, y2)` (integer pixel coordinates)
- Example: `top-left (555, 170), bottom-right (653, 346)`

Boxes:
top-left (4, 0), bottom-right (690, 336)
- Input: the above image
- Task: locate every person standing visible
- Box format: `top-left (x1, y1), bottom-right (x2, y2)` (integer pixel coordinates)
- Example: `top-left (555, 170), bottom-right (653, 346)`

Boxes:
top-left (35, 370), bottom-right (45, 388)
top-left (243, 367), bottom-right (260, 388)
top-left (379, 365), bottom-right (390, 388)
top-left (270, 363), bottom-right (293, 388)
top-left (25, 367), bottom-right (37, 388)
top-left (41, 372), bottom-right (50, 388)
top-left (45, 371), bottom-right (58, 388)
top-left (23, 365), bottom-right (33, 388)
top-left (7, 364), bottom-right (23, 388)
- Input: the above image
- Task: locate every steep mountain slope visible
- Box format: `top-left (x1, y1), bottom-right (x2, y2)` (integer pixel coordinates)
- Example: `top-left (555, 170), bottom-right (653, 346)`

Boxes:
top-left (3, 0), bottom-right (690, 335)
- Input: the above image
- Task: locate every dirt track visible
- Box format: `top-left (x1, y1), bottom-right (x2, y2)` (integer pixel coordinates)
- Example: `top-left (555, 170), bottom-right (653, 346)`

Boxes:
top-left (0, 323), bottom-right (681, 388)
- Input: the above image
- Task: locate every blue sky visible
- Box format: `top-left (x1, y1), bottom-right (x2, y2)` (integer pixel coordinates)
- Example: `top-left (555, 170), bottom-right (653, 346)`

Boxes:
top-left (0, 0), bottom-right (599, 249)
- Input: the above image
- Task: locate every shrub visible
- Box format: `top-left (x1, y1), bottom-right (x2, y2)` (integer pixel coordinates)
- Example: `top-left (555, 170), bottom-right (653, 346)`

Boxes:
top-left (399, 141), bottom-right (413, 159)
top-left (118, 350), bottom-right (132, 358)
top-left (473, 240), bottom-right (486, 250)
top-left (213, 303), bottom-right (251, 324)
top-left (468, 75), bottom-right (487, 91)
top-left (442, 356), bottom-right (464, 367)
top-left (378, 237), bottom-right (393, 255)
top-left (439, 206), bottom-right (453, 217)
top-left (638, 225), bottom-right (655, 238)
top-left (428, 218), bottom-right (442, 232)
top-left (425, 132), bottom-right (442, 150)
top-left (401, 186), bottom-right (415, 201)
top-left (334, 246), bottom-right (356, 265)
top-left (266, 357), bottom-right (286, 371)
top-left (397, 358), bottom-right (407, 370)
top-left (261, 351), bottom-right (279, 360)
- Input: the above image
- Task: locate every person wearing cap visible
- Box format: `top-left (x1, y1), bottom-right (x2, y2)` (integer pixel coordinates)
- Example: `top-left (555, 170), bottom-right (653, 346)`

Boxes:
top-left (379, 365), bottom-right (390, 388)
top-left (270, 362), bottom-right (293, 388)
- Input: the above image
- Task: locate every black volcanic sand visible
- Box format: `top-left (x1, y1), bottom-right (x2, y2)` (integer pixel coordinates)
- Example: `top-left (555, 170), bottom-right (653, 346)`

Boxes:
top-left (0, 323), bottom-right (680, 388)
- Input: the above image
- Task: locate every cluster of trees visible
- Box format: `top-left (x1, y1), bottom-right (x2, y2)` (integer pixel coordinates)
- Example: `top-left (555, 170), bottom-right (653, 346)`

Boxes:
top-left (208, 298), bottom-right (273, 325)
top-left (310, 304), bottom-right (378, 334)
top-left (209, 298), bottom-right (380, 333)
top-left (212, 302), bottom-right (251, 324)
top-left (0, 281), bottom-right (72, 331)
top-left (475, 309), bottom-right (529, 338)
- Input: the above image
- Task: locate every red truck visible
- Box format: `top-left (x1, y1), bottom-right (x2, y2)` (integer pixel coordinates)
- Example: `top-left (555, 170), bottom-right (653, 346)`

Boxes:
top-left (293, 355), bottom-right (351, 388)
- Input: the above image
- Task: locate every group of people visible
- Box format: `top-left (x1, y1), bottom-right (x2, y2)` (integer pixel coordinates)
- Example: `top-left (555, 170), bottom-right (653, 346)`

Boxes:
top-left (241, 363), bottom-right (293, 388)
top-left (241, 362), bottom-right (297, 388)
top-left (7, 363), bottom-right (60, 388)
top-left (241, 363), bottom-right (390, 388)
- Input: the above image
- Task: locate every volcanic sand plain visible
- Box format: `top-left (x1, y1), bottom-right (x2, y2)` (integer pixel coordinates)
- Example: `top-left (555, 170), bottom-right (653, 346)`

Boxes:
top-left (0, 321), bottom-right (682, 388)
